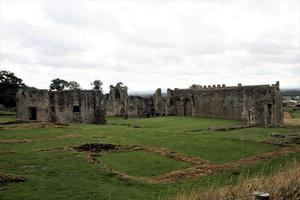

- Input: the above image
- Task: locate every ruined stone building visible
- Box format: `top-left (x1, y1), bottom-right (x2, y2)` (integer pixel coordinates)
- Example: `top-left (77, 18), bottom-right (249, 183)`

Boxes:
top-left (16, 82), bottom-right (282, 126)
top-left (105, 84), bottom-right (128, 116)
top-left (16, 89), bottom-right (106, 124)
top-left (166, 82), bottom-right (282, 126)
top-left (104, 82), bottom-right (282, 126)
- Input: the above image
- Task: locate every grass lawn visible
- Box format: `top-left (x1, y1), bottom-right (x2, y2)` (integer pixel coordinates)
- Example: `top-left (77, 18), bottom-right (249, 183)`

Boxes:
top-left (99, 151), bottom-right (191, 177)
top-left (0, 116), bottom-right (15, 123)
top-left (1, 116), bottom-right (300, 200)
top-left (291, 110), bottom-right (300, 118)
top-left (0, 110), bottom-right (16, 116)
top-left (0, 110), bottom-right (16, 123)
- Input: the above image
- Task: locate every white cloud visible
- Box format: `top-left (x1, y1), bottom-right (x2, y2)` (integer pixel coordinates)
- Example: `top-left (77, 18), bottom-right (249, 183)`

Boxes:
top-left (0, 0), bottom-right (299, 93)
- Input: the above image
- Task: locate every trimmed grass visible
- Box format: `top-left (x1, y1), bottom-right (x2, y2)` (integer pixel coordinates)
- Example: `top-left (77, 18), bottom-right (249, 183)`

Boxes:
top-left (0, 116), bottom-right (300, 200)
top-left (0, 110), bottom-right (16, 116)
top-left (99, 151), bottom-right (191, 177)
top-left (291, 110), bottom-right (300, 118)
top-left (0, 116), bottom-right (15, 123)
top-left (0, 111), bottom-right (16, 122)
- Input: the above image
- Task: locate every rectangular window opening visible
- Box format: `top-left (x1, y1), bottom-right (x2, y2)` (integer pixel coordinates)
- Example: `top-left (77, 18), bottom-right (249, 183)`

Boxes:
top-left (73, 106), bottom-right (80, 113)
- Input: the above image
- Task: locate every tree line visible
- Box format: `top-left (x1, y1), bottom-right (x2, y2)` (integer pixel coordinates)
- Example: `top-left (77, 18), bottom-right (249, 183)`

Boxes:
top-left (49, 78), bottom-right (103, 91)
top-left (0, 70), bottom-right (104, 108)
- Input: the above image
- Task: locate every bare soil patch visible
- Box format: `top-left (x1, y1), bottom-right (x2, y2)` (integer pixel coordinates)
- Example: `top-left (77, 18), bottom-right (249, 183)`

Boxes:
top-left (284, 112), bottom-right (300, 126)
top-left (0, 134), bottom-right (79, 143)
top-left (37, 147), bottom-right (71, 152)
top-left (284, 112), bottom-right (292, 119)
top-left (75, 143), bottom-right (126, 152)
top-left (0, 172), bottom-right (26, 185)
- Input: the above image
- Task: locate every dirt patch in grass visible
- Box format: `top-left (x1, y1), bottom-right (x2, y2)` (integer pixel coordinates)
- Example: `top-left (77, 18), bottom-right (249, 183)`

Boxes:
top-left (150, 146), bottom-right (298, 183)
top-left (0, 134), bottom-right (79, 143)
top-left (0, 151), bottom-right (16, 154)
top-left (110, 123), bottom-right (142, 128)
top-left (74, 143), bottom-right (300, 184)
top-left (75, 143), bottom-right (130, 152)
top-left (230, 147), bottom-right (300, 167)
top-left (147, 147), bottom-right (300, 183)
top-left (284, 112), bottom-right (292, 119)
top-left (74, 143), bottom-right (211, 165)
top-left (37, 147), bottom-right (71, 152)
top-left (284, 112), bottom-right (300, 127)
top-left (0, 120), bottom-right (34, 125)
top-left (151, 147), bottom-right (300, 183)
top-left (0, 172), bottom-right (26, 185)
top-left (128, 124), bottom-right (141, 128)
top-left (0, 139), bottom-right (32, 143)
top-left (140, 146), bottom-right (211, 165)
top-left (151, 165), bottom-right (216, 183)
top-left (0, 122), bottom-right (70, 131)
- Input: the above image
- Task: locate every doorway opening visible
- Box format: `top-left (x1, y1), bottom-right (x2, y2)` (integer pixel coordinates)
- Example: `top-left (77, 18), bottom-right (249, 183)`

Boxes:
top-left (267, 104), bottom-right (273, 125)
top-left (29, 107), bottom-right (37, 120)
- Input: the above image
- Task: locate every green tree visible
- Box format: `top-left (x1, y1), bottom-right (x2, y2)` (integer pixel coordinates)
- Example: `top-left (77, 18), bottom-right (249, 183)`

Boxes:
top-left (49, 78), bottom-right (69, 91)
top-left (91, 80), bottom-right (103, 91)
top-left (0, 70), bottom-right (25, 107)
top-left (67, 81), bottom-right (81, 90)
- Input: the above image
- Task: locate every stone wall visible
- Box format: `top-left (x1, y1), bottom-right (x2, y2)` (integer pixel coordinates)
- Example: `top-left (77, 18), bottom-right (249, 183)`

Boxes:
top-left (16, 82), bottom-right (283, 126)
top-left (16, 89), bottom-right (50, 122)
top-left (127, 96), bottom-right (148, 117)
top-left (152, 89), bottom-right (168, 116)
top-left (105, 84), bottom-right (128, 116)
top-left (16, 89), bottom-right (106, 124)
top-left (166, 82), bottom-right (282, 126)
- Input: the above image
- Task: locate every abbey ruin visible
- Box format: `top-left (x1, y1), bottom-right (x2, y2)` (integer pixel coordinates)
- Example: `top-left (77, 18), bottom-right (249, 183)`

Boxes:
top-left (16, 82), bottom-right (283, 126)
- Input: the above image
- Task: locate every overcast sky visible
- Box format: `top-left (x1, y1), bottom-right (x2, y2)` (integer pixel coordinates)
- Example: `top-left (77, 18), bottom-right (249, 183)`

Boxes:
top-left (0, 0), bottom-right (299, 93)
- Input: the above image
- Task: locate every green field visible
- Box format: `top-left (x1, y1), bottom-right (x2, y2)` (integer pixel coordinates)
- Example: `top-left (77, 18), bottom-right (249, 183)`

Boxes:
top-left (0, 110), bottom-right (15, 123)
top-left (1, 115), bottom-right (300, 200)
top-left (99, 151), bottom-right (191, 177)
top-left (291, 110), bottom-right (300, 118)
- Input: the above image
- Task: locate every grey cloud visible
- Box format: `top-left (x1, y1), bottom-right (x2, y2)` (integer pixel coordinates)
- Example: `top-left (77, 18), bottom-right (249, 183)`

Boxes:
top-left (1, 0), bottom-right (299, 90)
top-left (42, 2), bottom-right (121, 33)
top-left (4, 22), bottom-right (88, 56)
top-left (42, 2), bottom-right (88, 27)
top-left (242, 39), bottom-right (297, 55)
